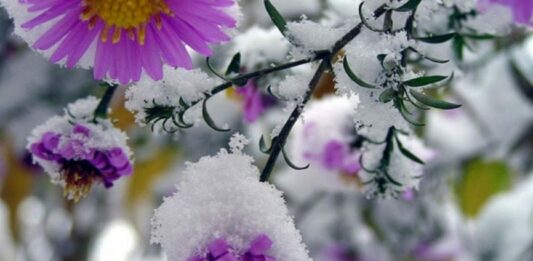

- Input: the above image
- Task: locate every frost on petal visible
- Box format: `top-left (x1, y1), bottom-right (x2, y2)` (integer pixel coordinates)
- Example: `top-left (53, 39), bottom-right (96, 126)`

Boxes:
top-left (291, 96), bottom-right (360, 173)
top-left (150, 145), bottom-right (311, 261)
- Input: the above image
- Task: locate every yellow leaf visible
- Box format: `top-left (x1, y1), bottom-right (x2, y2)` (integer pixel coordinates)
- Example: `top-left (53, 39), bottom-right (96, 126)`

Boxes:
top-left (455, 158), bottom-right (513, 218)
top-left (0, 139), bottom-right (34, 241)
top-left (126, 146), bottom-right (180, 210)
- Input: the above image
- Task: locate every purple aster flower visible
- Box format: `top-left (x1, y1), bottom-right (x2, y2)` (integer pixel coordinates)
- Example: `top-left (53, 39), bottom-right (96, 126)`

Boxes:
top-left (235, 80), bottom-right (276, 123)
top-left (480, 0), bottom-right (533, 25)
top-left (3, 0), bottom-right (238, 84)
top-left (304, 139), bottom-right (361, 175)
top-left (28, 97), bottom-right (133, 202)
top-left (188, 234), bottom-right (276, 261)
top-left (29, 123), bottom-right (133, 201)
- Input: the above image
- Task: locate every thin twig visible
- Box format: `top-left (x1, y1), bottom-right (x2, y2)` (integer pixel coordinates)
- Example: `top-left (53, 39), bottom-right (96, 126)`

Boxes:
top-left (210, 52), bottom-right (330, 96)
top-left (93, 83), bottom-right (118, 120)
top-left (259, 5), bottom-right (388, 182)
top-left (260, 60), bottom-right (330, 181)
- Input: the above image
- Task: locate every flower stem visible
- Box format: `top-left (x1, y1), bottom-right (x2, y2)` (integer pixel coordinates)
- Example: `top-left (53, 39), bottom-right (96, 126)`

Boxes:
top-left (94, 83), bottom-right (118, 120)
top-left (210, 52), bottom-right (330, 96)
top-left (260, 60), bottom-right (329, 182)
top-left (259, 5), bottom-right (387, 182)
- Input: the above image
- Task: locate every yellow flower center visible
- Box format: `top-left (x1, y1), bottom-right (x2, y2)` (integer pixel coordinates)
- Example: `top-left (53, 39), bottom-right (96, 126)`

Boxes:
top-left (81, 0), bottom-right (172, 44)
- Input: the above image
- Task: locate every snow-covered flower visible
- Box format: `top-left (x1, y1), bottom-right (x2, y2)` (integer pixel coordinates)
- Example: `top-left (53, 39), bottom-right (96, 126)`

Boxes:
top-left (1, 0), bottom-right (239, 84)
top-left (480, 0), bottom-right (532, 25)
top-left (151, 134), bottom-right (311, 261)
top-left (125, 67), bottom-right (221, 131)
top-left (292, 96), bottom-right (361, 176)
top-left (27, 97), bottom-right (133, 201)
top-left (187, 234), bottom-right (276, 261)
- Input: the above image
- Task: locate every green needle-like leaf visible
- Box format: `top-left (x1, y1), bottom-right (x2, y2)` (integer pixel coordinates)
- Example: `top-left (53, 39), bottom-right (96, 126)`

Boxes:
top-left (415, 33), bottom-right (456, 44)
top-left (264, 0), bottom-right (288, 36)
top-left (395, 135), bottom-right (425, 164)
top-left (225, 52), bottom-right (241, 76)
top-left (202, 97), bottom-right (231, 132)
top-left (403, 75), bottom-right (448, 87)
top-left (394, 0), bottom-right (422, 12)
top-left (379, 88), bottom-right (396, 103)
top-left (343, 57), bottom-right (376, 88)
top-left (259, 135), bottom-right (273, 154)
top-left (409, 90), bottom-right (462, 110)
top-left (282, 146), bottom-right (310, 170)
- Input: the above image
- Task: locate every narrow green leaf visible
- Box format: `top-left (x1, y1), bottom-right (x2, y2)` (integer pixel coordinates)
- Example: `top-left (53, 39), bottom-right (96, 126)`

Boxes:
top-left (178, 98), bottom-right (189, 108)
top-left (415, 33), bottom-right (456, 44)
top-left (225, 52), bottom-right (241, 76)
top-left (259, 135), bottom-right (273, 154)
top-left (266, 85), bottom-right (279, 99)
top-left (377, 54), bottom-right (387, 64)
top-left (174, 113), bottom-right (194, 129)
top-left (403, 75), bottom-right (448, 87)
top-left (343, 57), bottom-right (376, 88)
top-left (264, 0), bottom-right (288, 36)
top-left (383, 10), bottom-right (393, 31)
top-left (393, 99), bottom-right (425, 126)
top-left (206, 57), bottom-right (226, 81)
top-left (409, 90), bottom-right (462, 110)
top-left (462, 34), bottom-right (496, 40)
top-left (379, 88), bottom-right (395, 103)
top-left (358, 2), bottom-right (386, 32)
top-left (394, 135), bottom-right (425, 164)
top-left (453, 36), bottom-right (465, 60)
top-left (394, 0), bottom-right (422, 12)
top-left (384, 171), bottom-right (403, 186)
top-left (399, 105), bottom-right (426, 126)
top-left (409, 47), bottom-right (449, 64)
top-left (282, 146), bottom-right (310, 170)
top-left (202, 97), bottom-right (231, 132)
top-left (405, 93), bottom-right (430, 110)
top-left (94, 83), bottom-right (118, 120)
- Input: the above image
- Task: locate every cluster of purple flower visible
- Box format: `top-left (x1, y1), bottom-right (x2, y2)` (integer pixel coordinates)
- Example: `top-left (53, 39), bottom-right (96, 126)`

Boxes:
top-left (30, 123), bottom-right (132, 201)
top-left (188, 234), bottom-right (275, 261)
